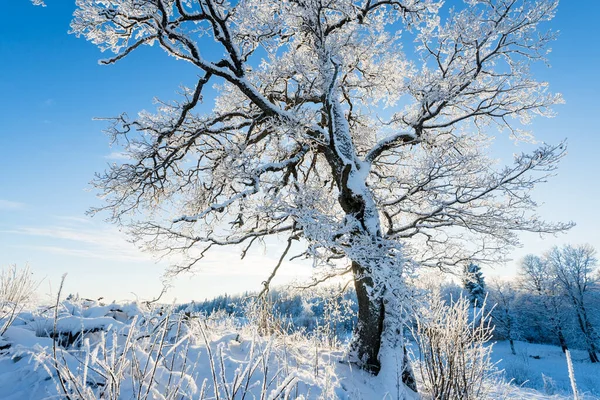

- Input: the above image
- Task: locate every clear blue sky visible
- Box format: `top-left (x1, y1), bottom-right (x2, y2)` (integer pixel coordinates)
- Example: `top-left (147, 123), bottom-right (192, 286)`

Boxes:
top-left (0, 1), bottom-right (598, 302)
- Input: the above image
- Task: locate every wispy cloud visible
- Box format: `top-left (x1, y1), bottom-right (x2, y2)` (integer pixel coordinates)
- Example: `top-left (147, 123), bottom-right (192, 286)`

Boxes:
top-left (0, 199), bottom-right (25, 211)
top-left (54, 215), bottom-right (92, 224)
top-left (17, 244), bottom-right (150, 263)
top-left (8, 220), bottom-right (154, 263)
top-left (104, 151), bottom-right (131, 161)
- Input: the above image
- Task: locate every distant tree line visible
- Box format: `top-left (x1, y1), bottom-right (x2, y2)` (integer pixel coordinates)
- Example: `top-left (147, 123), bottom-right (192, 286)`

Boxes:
top-left (177, 285), bottom-right (358, 342)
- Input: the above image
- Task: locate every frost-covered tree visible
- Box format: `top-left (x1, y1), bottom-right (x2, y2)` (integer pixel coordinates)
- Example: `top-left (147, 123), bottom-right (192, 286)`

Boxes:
top-left (547, 244), bottom-right (599, 363)
top-left (463, 263), bottom-right (486, 307)
top-left (519, 253), bottom-right (569, 352)
top-left (33, 0), bottom-right (572, 382)
top-left (488, 279), bottom-right (519, 355)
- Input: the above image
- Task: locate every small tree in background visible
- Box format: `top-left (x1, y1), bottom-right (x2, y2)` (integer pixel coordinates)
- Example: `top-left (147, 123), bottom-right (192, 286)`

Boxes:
top-left (547, 244), bottom-right (599, 363)
top-left (463, 263), bottom-right (486, 308)
top-left (488, 279), bottom-right (519, 355)
top-left (519, 254), bottom-right (569, 352)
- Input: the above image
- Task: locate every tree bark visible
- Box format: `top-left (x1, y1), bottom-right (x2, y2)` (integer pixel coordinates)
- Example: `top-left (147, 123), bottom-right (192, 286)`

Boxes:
top-left (546, 299), bottom-right (568, 353)
top-left (575, 308), bottom-right (599, 363)
top-left (350, 261), bottom-right (418, 392)
top-left (327, 134), bottom-right (417, 388)
top-left (557, 328), bottom-right (568, 354)
top-left (351, 260), bottom-right (384, 374)
top-left (583, 313), bottom-right (599, 363)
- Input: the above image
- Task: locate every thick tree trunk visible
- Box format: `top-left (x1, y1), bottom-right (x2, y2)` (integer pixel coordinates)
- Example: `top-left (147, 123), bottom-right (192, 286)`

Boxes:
top-left (324, 124), bottom-right (417, 388)
top-left (351, 261), bottom-right (384, 374)
top-left (351, 261), bottom-right (418, 392)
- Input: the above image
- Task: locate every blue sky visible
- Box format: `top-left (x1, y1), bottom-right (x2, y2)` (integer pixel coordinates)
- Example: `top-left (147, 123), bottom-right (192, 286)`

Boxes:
top-left (0, 1), bottom-right (598, 303)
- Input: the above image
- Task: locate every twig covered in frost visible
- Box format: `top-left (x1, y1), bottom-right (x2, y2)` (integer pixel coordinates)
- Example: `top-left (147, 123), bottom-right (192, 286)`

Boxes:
top-left (52, 274), bottom-right (73, 399)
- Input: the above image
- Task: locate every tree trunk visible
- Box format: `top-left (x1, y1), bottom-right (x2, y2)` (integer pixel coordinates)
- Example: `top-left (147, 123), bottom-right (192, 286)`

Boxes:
top-left (585, 321), bottom-right (599, 363)
top-left (351, 261), bottom-right (418, 392)
top-left (509, 339), bottom-right (516, 355)
top-left (574, 308), bottom-right (599, 363)
top-left (351, 261), bottom-right (384, 373)
top-left (547, 299), bottom-right (568, 353)
top-left (588, 350), bottom-right (599, 364)
top-left (557, 328), bottom-right (568, 353)
top-left (327, 137), bottom-right (417, 389)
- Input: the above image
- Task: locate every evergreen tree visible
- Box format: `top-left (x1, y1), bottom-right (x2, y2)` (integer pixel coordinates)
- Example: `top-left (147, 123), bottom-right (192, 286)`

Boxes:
top-left (463, 263), bottom-right (486, 307)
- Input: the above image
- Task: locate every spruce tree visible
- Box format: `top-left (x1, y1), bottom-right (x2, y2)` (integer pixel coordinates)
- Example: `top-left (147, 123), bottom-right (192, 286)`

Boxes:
top-left (463, 263), bottom-right (486, 308)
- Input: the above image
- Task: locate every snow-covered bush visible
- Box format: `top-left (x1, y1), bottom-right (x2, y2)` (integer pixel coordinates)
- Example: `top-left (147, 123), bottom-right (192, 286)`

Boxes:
top-left (0, 264), bottom-right (38, 335)
top-left (243, 291), bottom-right (286, 337)
top-left (412, 294), bottom-right (497, 400)
top-left (502, 354), bottom-right (534, 387)
top-left (42, 311), bottom-right (198, 399)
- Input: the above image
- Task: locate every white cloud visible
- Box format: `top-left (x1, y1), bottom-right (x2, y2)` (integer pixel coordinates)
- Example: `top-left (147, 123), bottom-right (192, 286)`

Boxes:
top-left (54, 215), bottom-right (92, 224)
top-left (0, 199), bottom-right (25, 210)
top-left (104, 152), bottom-right (131, 160)
top-left (8, 222), bottom-right (154, 263)
top-left (18, 245), bottom-right (149, 263)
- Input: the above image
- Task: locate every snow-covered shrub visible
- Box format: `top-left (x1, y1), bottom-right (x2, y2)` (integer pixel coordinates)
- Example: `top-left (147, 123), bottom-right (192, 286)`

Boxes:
top-left (502, 355), bottom-right (533, 386)
top-left (0, 264), bottom-right (38, 335)
top-left (32, 305), bottom-right (307, 399)
top-left (412, 294), bottom-right (497, 400)
top-left (541, 373), bottom-right (557, 395)
top-left (289, 285), bottom-right (356, 348)
top-left (243, 291), bottom-right (285, 336)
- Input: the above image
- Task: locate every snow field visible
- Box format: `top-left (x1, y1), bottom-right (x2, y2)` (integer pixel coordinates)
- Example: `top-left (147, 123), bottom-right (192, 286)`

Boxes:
top-left (0, 297), bottom-right (598, 399)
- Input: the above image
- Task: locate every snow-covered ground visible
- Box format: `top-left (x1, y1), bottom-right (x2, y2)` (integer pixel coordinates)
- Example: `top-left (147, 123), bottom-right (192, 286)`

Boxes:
top-left (0, 299), bottom-right (598, 399)
top-left (492, 340), bottom-right (600, 398)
